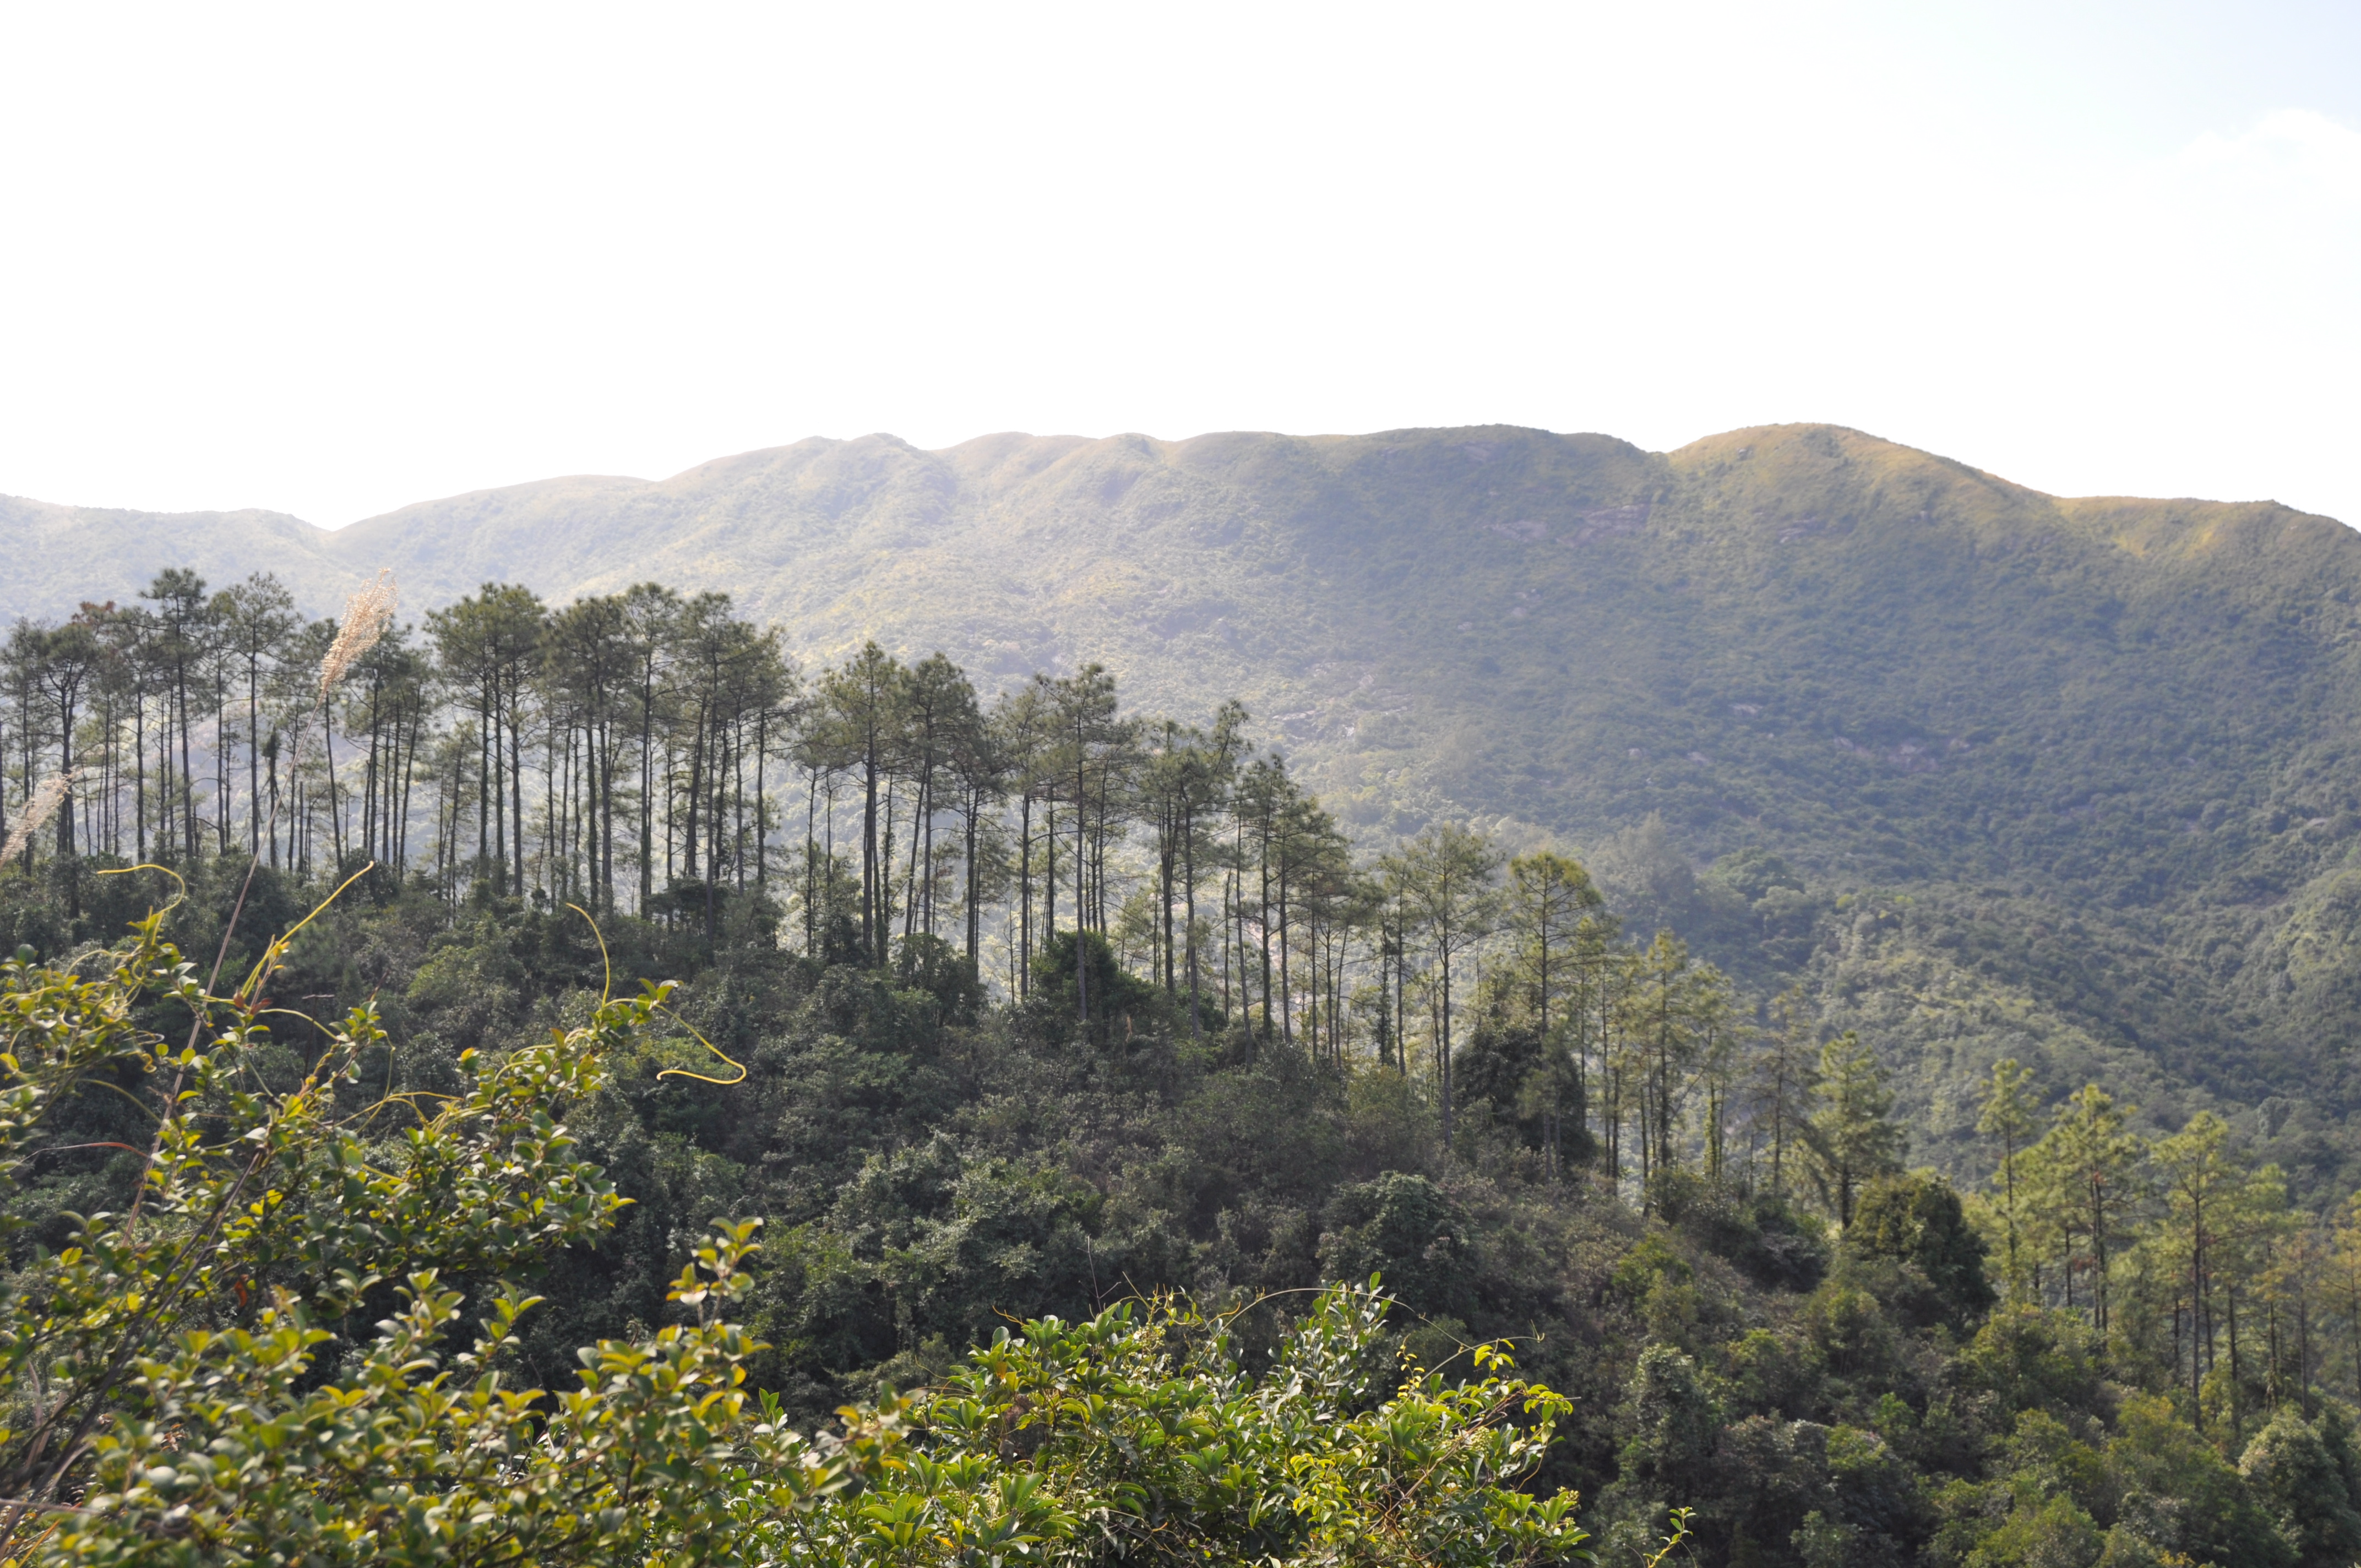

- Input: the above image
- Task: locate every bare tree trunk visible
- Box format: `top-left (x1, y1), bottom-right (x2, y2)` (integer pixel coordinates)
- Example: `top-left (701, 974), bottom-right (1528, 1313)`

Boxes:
top-left (1183, 804), bottom-right (1201, 1039)
top-left (508, 676), bottom-right (526, 897)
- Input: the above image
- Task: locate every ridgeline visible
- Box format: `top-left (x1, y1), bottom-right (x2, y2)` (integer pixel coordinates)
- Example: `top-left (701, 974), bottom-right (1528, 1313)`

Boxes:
top-left (10, 423), bottom-right (2360, 1180)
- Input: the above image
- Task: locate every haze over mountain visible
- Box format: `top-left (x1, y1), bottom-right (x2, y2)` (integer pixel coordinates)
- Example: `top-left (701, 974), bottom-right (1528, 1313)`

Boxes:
top-left (10, 422), bottom-right (2361, 1183)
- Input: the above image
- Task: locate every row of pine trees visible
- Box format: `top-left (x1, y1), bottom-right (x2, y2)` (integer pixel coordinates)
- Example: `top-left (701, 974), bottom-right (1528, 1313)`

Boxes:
top-left (0, 569), bottom-right (1846, 1208)
top-left (7, 566), bottom-right (2359, 1441)
top-left (1974, 1059), bottom-right (2361, 1451)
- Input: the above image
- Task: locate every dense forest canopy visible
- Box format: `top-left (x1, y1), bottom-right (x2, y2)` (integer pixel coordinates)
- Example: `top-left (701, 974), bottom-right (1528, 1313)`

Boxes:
top-left (8, 531), bottom-right (2361, 1565)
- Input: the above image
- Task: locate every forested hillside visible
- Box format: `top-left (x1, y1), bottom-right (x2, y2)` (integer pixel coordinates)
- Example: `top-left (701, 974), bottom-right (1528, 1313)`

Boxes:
top-left (8, 535), bottom-right (2361, 1564)
top-left (11, 422), bottom-right (2361, 1184)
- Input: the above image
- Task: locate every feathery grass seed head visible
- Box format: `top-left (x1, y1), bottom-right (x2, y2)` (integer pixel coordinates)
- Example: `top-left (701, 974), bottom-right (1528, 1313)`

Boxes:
top-left (3, 769), bottom-right (83, 863)
top-left (320, 568), bottom-right (398, 700)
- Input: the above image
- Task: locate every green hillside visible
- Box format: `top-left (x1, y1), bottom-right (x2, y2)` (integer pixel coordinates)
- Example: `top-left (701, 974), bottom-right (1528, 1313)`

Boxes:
top-left (11, 422), bottom-right (2361, 1183)
top-left (19, 423), bottom-right (2361, 1566)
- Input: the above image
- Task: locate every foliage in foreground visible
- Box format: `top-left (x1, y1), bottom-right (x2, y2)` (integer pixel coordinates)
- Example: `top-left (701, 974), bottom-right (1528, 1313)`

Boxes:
top-left (0, 903), bottom-right (1607, 1566)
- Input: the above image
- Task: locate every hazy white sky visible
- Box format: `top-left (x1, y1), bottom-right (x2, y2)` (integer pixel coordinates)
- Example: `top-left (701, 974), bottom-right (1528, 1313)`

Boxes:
top-left (2, 2), bottom-right (2357, 529)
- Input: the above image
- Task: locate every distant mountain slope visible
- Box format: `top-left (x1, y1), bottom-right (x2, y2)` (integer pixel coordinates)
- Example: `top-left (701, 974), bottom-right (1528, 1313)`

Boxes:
top-left (0, 493), bottom-right (346, 613)
top-left (13, 423), bottom-right (2361, 1183)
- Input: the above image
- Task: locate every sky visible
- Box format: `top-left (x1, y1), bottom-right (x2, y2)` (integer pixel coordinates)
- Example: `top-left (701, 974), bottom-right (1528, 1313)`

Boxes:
top-left (1, 1), bottom-right (2357, 529)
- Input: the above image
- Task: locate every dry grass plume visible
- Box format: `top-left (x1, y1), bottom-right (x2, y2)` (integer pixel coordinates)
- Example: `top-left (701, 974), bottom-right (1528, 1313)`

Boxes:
top-left (320, 568), bottom-right (398, 700)
top-left (2, 769), bottom-right (81, 864)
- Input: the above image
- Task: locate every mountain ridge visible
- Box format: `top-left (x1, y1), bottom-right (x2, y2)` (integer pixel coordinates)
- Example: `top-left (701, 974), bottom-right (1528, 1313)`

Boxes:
top-left (12, 421), bottom-right (2361, 1184)
top-left (9, 421), bottom-right (2338, 619)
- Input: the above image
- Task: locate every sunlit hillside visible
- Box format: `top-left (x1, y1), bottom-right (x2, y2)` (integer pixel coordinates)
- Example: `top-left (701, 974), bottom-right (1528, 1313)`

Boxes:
top-left (12, 421), bottom-right (2361, 1180)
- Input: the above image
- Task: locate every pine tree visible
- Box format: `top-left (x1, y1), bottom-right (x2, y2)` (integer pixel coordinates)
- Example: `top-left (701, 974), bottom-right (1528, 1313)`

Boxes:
top-left (1978, 1057), bottom-right (2041, 1301)
top-left (2030, 1085), bottom-right (2147, 1343)
top-left (1749, 984), bottom-right (1821, 1202)
top-left (1385, 821), bottom-right (1503, 1149)
top-left (1809, 1030), bottom-right (1902, 1226)
top-left (2157, 1112), bottom-right (2238, 1430)
top-left (217, 573), bottom-right (299, 861)
top-left (1508, 851), bottom-right (1604, 1177)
